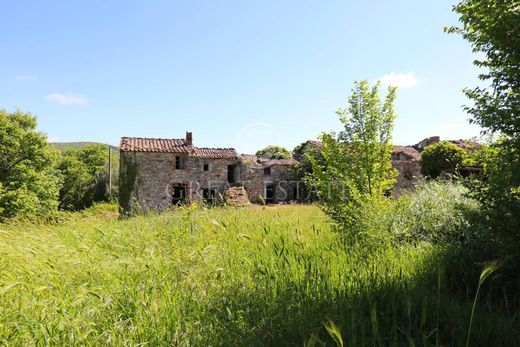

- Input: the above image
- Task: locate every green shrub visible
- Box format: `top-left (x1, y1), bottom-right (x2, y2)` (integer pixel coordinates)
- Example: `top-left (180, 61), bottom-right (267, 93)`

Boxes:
top-left (255, 145), bottom-right (292, 159)
top-left (393, 181), bottom-right (479, 243)
top-left (352, 181), bottom-right (479, 245)
top-left (0, 109), bottom-right (61, 219)
top-left (57, 144), bottom-right (109, 211)
top-left (420, 141), bottom-right (467, 178)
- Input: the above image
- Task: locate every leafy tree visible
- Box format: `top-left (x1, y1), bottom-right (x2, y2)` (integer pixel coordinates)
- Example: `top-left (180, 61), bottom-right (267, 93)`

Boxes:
top-left (446, 0), bottom-right (520, 138)
top-left (448, 0), bottom-right (520, 274)
top-left (309, 80), bottom-right (397, 230)
top-left (57, 144), bottom-right (108, 210)
top-left (420, 141), bottom-right (467, 178)
top-left (256, 145), bottom-right (291, 159)
top-left (0, 109), bottom-right (61, 218)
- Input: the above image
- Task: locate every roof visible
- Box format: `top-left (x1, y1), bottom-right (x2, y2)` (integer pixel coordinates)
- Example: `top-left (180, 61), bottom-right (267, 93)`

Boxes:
top-left (120, 137), bottom-right (192, 153)
top-left (240, 154), bottom-right (297, 166)
top-left (392, 146), bottom-right (421, 161)
top-left (257, 157), bottom-right (298, 166)
top-left (449, 139), bottom-right (480, 150)
top-left (193, 147), bottom-right (238, 159)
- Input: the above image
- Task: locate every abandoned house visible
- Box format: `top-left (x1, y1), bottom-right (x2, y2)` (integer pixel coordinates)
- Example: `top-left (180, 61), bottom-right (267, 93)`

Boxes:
top-left (119, 131), bottom-right (468, 213)
top-left (119, 132), bottom-right (299, 212)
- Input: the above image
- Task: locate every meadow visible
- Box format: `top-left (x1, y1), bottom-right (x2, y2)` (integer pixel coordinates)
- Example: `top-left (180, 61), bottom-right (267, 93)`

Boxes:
top-left (0, 194), bottom-right (518, 346)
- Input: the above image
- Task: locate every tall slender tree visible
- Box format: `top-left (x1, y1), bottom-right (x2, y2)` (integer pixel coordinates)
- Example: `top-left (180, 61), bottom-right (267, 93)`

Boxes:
top-left (309, 80), bottom-right (397, 230)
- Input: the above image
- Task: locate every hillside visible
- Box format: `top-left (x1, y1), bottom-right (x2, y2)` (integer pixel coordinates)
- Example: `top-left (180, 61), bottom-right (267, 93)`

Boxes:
top-left (51, 142), bottom-right (118, 152)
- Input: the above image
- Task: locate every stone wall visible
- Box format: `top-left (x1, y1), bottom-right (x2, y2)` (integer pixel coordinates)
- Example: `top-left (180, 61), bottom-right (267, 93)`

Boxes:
top-left (121, 151), bottom-right (243, 211)
top-left (120, 151), bottom-right (299, 212)
top-left (392, 160), bottom-right (423, 194)
top-left (239, 161), bottom-right (299, 203)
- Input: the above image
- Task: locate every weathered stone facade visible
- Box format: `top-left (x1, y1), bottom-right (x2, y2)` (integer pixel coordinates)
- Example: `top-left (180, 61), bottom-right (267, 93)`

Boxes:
top-left (119, 132), bottom-right (470, 213)
top-left (119, 133), bottom-right (299, 213)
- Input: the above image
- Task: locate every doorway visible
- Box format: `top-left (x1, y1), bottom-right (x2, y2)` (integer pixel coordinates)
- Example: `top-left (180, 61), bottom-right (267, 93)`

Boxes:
top-left (171, 184), bottom-right (187, 205)
top-left (265, 184), bottom-right (276, 203)
top-left (227, 165), bottom-right (236, 183)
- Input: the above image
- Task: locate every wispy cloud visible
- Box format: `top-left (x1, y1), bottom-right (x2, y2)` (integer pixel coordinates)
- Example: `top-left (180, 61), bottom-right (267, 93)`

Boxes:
top-left (378, 72), bottom-right (419, 89)
top-left (15, 75), bottom-right (38, 83)
top-left (46, 93), bottom-right (87, 105)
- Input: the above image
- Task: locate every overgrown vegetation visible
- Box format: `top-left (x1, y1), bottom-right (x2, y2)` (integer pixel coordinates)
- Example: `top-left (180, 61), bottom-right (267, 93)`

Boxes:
top-left (308, 80), bottom-right (397, 232)
top-left (420, 141), bottom-right (467, 178)
top-left (447, 0), bottom-right (520, 283)
top-left (1, 202), bottom-right (517, 346)
top-left (57, 144), bottom-right (110, 211)
top-left (0, 109), bottom-right (115, 217)
top-left (0, 109), bottom-right (61, 219)
top-left (255, 145), bottom-right (292, 159)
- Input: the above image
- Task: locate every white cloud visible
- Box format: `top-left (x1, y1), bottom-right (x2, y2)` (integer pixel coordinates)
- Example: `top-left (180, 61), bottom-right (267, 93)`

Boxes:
top-left (46, 93), bottom-right (87, 105)
top-left (15, 75), bottom-right (38, 82)
top-left (378, 72), bottom-right (419, 89)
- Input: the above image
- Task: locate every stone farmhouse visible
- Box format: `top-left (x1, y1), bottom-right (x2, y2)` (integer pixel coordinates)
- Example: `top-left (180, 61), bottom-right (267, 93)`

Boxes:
top-left (119, 132), bottom-right (300, 213)
top-left (119, 132), bottom-right (464, 213)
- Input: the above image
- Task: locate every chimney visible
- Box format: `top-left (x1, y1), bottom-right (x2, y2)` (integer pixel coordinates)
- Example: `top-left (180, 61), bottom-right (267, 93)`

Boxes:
top-left (185, 131), bottom-right (193, 146)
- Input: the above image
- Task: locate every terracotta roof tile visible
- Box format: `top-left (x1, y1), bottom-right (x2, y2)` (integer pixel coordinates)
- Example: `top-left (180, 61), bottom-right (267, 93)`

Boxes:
top-left (392, 146), bottom-right (421, 161)
top-left (120, 137), bottom-right (192, 153)
top-left (193, 148), bottom-right (238, 159)
top-left (257, 157), bottom-right (298, 166)
top-left (240, 154), bottom-right (297, 166)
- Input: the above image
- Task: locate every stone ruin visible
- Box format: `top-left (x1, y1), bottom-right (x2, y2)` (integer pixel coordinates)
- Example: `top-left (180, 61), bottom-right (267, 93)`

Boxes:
top-left (118, 132), bottom-right (467, 213)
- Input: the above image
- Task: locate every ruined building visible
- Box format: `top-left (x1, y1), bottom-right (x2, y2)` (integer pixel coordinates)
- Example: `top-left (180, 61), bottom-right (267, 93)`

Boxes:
top-left (119, 132), bottom-right (461, 213)
top-left (119, 132), bottom-right (299, 213)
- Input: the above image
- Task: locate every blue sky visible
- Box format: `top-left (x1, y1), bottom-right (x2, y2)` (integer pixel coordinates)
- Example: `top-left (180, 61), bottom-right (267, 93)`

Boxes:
top-left (1, 0), bottom-right (482, 153)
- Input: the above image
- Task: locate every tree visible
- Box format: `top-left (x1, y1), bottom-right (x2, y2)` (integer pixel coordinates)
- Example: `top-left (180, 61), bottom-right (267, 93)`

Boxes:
top-left (448, 0), bottom-right (520, 269)
top-left (57, 144), bottom-right (108, 210)
top-left (447, 0), bottom-right (520, 138)
top-left (256, 145), bottom-right (291, 159)
top-left (309, 80), bottom-right (397, 230)
top-left (420, 141), bottom-right (467, 178)
top-left (445, 0), bottom-right (520, 243)
top-left (0, 109), bottom-right (61, 218)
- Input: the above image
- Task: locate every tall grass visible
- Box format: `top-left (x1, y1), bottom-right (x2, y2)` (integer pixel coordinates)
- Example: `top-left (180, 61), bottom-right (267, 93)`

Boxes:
top-left (0, 199), bottom-right (518, 345)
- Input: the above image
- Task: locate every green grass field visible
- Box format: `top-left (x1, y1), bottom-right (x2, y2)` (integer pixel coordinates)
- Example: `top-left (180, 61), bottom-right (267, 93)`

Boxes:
top-left (0, 204), bottom-right (517, 346)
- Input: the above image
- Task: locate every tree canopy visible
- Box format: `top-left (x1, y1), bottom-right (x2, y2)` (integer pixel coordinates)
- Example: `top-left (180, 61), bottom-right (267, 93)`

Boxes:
top-left (309, 80), bottom-right (397, 230)
top-left (255, 145), bottom-right (292, 159)
top-left (0, 109), bottom-right (61, 218)
top-left (447, 0), bottom-right (520, 139)
top-left (57, 144), bottom-right (109, 211)
top-left (449, 0), bottom-right (520, 267)
top-left (420, 141), bottom-right (467, 178)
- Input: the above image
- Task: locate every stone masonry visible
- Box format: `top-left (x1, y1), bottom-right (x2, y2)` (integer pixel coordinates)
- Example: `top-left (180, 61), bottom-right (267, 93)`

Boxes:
top-left (119, 131), bottom-right (468, 213)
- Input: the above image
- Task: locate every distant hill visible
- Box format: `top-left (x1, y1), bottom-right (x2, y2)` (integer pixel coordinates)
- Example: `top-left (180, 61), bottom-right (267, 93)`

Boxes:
top-left (51, 142), bottom-right (118, 152)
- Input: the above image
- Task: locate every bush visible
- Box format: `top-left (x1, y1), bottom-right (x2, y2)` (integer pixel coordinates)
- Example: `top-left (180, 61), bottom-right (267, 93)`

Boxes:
top-left (353, 181), bottom-right (479, 246)
top-left (255, 145), bottom-right (292, 159)
top-left (420, 141), bottom-right (467, 178)
top-left (57, 144), bottom-right (109, 210)
top-left (393, 181), bottom-right (479, 243)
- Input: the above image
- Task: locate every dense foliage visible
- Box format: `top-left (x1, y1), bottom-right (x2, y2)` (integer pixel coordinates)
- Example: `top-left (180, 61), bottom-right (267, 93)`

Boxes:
top-left (57, 144), bottom-right (109, 210)
top-left (447, 0), bottom-right (520, 138)
top-left (255, 145), bottom-right (292, 159)
top-left (420, 141), bottom-right (467, 178)
top-left (449, 0), bottom-right (520, 273)
top-left (0, 109), bottom-right (113, 217)
top-left (0, 109), bottom-right (61, 219)
top-left (309, 80), bottom-right (397, 231)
